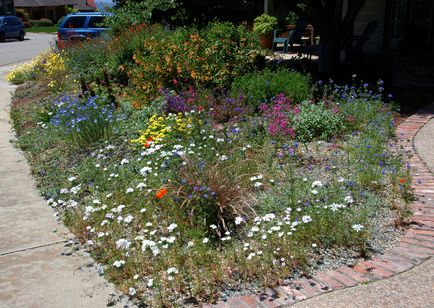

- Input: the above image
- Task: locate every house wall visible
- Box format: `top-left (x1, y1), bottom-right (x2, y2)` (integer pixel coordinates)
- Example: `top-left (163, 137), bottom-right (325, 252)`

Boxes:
top-left (1, 0), bottom-right (15, 15)
top-left (353, 0), bottom-right (386, 53)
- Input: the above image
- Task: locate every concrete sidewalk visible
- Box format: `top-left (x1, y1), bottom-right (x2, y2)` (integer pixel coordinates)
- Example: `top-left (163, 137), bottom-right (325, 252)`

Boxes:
top-left (0, 66), bottom-right (129, 307)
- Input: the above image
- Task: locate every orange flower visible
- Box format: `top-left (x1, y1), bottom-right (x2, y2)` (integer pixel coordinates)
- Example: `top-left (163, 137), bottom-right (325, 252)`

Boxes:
top-left (399, 178), bottom-right (407, 184)
top-left (144, 137), bottom-right (153, 148)
top-left (155, 187), bottom-right (167, 199)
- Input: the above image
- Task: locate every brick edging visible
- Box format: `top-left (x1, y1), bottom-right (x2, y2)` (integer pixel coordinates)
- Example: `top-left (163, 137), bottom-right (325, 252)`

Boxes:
top-left (208, 104), bottom-right (434, 308)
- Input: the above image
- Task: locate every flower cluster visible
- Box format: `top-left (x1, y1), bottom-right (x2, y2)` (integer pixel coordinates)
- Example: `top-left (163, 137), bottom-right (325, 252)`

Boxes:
top-left (131, 112), bottom-right (196, 146)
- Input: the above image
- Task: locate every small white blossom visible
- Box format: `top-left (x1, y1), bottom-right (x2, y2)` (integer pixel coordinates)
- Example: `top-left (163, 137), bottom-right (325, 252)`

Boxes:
top-left (167, 223), bottom-right (178, 232)
top-left (121, 158), bottom-right (130, 165)
top-left (312, 180), bottom-right (323, 188)
top-left (147, 279), bottom-right (154, 287)
top-left (126, 188), bottom-right (134, 194)
top-left (68, 176), bottom-right (77, 182)
top-left (167, 267), bottom-right (178, 275)
top-left (345, 195), bottom-right (354, 204)
top-left (113, 260), bottom-right (125, 268)
top-left (352, 224), bottom-right (364, 232)
top-left (302, 215), bottom-right (312, 223)
top-left (129, 287), bottom-right (136, 296)
top-left (202, 238), bottom-right (209, 244)
top-left (235, 216), bottom-right (245, 225)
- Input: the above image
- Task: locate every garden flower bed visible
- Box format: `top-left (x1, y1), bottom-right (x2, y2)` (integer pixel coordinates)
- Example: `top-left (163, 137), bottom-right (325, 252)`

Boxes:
top-left (8, 21), bottom-right (412, 307)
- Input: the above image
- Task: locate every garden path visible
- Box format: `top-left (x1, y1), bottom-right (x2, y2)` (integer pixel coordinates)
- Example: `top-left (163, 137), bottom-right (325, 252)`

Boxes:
top-left (0, 65), bottom-right (132, 307)
top-left (212, 104), bottom-right (434, 307)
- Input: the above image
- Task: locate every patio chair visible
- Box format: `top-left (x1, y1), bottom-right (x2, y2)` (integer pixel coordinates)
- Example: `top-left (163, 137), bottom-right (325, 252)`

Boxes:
top-left (287, 18), bottom-right (308, 51)
top-left (272, 29), bottom-right (290, 52)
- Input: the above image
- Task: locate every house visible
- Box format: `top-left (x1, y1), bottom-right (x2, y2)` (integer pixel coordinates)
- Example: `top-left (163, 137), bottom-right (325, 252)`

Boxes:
top-left (0, 0), bottom-right (15, 15)
top-left (355, 0), bottom-right (434, 52)
top-left (264, 0), bottom-right (434, 54)
top-left (14, 0), bottom-right (95, 23)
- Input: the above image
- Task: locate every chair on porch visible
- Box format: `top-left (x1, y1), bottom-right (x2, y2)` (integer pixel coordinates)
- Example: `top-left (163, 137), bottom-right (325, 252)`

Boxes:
top-left (272, 29), bottom-right (290, 52)
top-left (272, 18), bottom-right (309, 53)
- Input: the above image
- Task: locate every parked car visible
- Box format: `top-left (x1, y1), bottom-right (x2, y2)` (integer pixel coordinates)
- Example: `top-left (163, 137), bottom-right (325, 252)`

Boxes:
top-left (57, 12), bottom-right (112, 46)
top-left (0, 16), bottom-right (26, 42)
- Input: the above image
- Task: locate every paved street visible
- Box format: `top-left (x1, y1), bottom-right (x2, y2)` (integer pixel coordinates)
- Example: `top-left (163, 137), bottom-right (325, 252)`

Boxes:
top-left (0, 33), bottom-right (55, 66)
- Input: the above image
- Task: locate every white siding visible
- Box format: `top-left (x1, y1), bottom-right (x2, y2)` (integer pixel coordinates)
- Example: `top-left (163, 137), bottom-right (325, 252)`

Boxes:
top-left (354, 0), bottom-right (386, 53)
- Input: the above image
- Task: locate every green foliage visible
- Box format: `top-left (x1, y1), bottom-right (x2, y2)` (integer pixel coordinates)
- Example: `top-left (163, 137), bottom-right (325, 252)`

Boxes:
top-left (253, 13), bottom-right (278, 35)
top-left (107, 0), bottom-right (178, 33)
top-left (15, 8), bottom-right (30, 27)
top-left (231, 68), bottom-right (310, 107)
top-left (128, 22), bottom-right (260, 107)
top-left (293, 101), bottom-right (344, 142)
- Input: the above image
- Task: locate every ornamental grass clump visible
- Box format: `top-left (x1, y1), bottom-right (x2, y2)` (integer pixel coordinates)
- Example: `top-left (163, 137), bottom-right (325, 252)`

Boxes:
top-left (49, 95), bottom-right (118, 145)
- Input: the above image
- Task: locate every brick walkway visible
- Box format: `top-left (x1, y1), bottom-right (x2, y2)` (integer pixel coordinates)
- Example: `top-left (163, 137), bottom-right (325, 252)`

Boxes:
top-left (208, 105), bottom-right (434, 308)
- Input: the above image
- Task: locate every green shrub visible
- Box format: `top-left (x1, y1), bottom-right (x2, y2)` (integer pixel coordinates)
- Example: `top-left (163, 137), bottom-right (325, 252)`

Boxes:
top-left (293, 101), bottom-right (344, 142)
top-left (231, 68), bottom-right (310, 107)
top-left (15, 8), bottom-right (31, 27)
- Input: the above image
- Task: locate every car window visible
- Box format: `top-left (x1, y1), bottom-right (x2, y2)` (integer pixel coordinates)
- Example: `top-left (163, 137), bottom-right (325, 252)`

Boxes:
top-left (64, 16), bottom-right (87, 28)
top-left (88, 16), bottom-right (105, 28)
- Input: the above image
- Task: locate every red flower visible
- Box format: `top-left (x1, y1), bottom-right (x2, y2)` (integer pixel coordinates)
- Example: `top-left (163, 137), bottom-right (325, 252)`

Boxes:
top-left (399, 178), bottom-right (406, 184)
top-left (144, 137), bottom-right (153, 148)
top-left (155, 187), bottom-right (167, 199)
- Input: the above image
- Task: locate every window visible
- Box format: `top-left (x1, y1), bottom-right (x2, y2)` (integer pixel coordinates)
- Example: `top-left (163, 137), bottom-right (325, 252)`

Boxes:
top-left (64, 16), bottom-right (87, 29)
top-left (88, 16), bottom-right (105, 28)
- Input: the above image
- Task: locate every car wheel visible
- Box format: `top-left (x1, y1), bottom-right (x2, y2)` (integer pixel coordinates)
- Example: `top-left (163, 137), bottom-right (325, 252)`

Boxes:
top-left (18, 31), bottom-right (25, 41)
top-left (0, 32), bottom-right (5, 42)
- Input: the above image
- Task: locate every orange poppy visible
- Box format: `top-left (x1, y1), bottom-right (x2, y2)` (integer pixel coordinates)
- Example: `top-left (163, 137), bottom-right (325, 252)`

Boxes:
top-left (399, 178), bottom-right (407, 184)
top-left (144, 137), bottom-right (153, 148)
top-left (155, 187), bottom-right (167, 199)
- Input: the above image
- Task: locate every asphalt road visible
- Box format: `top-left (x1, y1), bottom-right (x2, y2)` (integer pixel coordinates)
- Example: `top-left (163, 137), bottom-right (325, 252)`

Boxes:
top-left (0, 32), bottom-right (56, 67)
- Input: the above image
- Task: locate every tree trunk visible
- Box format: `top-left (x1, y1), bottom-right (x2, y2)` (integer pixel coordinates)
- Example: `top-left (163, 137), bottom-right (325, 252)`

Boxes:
top-left (318, 26), bottom-right (341, 73)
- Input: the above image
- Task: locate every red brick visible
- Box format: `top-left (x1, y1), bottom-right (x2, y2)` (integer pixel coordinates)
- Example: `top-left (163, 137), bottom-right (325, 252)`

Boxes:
top-left (377, 254), bottom-right (415, 272)
top-left (338, 267), bottom-right (371, 284)
top-left (410, 215), bottom-right (434, 223)
top-left (352, 262), bottom-right (384, 280)
top-left (238, 295), bottom-right (263, 307)
top-left (414, 229), bottom-right (434, 236)
top-left (390, 246), bottom-right (431, 262)
top-left (314, 272), bottom-right (345, 289)
top-left (363, 261), bottom-right (394, 278)
top-left (292, 277), bottom-right (327, 298)
top-left (401, 238), bottom-right (434, 251)
top-left (214, 302), bottom-right (230, 308)
top-left (225, 297), bottom-right (253, 308)
top-left (278, 286), bottom-right (306, 302)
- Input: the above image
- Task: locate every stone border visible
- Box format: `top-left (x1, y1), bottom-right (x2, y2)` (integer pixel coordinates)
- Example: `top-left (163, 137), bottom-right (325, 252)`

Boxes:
top-left (208, 104), bottom-right (434, 308)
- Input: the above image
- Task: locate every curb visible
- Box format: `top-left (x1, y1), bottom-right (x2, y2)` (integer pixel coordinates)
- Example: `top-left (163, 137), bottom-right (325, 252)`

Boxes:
top-left (209, 104), bottom-right (434, 308)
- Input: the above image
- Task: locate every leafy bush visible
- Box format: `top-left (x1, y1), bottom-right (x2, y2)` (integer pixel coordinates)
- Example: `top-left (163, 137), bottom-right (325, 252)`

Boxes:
top-left (253, 13), bottom-right (278, 35)
top-left (293, 101), bottom-right (344, 142)
top-left (128, 22), bottom-right (260, 107)
top-left (61, 39), bottom-right (109, 85)
top-left (15, 9), bottom-right (30, 27)
top-left (106, 0), bottom-right (178, 34)
top-left (231, 68), bottom-right (310, 107)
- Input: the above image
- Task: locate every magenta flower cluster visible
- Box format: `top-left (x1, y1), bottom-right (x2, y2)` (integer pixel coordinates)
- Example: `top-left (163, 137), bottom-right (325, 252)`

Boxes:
top-left (260, 93), bottom-right (299, 139)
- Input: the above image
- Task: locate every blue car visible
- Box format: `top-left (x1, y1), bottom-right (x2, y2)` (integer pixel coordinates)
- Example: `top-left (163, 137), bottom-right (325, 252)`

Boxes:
top-left (0, 16), bottom-right (25, 42)
top-left (57, 12), bottom-right (112, 46)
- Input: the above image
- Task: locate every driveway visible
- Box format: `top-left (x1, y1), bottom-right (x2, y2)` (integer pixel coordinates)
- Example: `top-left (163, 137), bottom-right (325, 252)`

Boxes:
top-left (0, 32), bottom-right (56, 67)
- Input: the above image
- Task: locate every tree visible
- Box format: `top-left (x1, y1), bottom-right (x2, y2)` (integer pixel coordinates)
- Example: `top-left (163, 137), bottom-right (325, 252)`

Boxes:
top-left (287, 0), bottom-right (367, 73)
